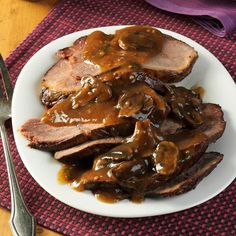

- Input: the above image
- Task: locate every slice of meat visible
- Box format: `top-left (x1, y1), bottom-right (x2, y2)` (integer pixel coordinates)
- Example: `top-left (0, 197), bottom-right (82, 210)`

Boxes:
top-left (147, 152), bottom-right (223, 197)
top-left (168, 103), bottom-right (226, 146)
top-left (40, 34), bottom-right (197, 107)
top-left (42, 36), bottom-right (99, 93)
top-left (159, 117), bottom-right (184, 136)
top-left (198, 103), bottom-right (226, 143)
top-left (40, 37), bottom-right (100, 107)
top-left (143, 35), bottom-right (198, 83)
top-left (54, 137), bottom-right (125, 164)
top-left (20, 118), bottom-right (134, 151)
top-left (145, 103), bottom-right (225, 192)
top-left (164, 103), bottom-right (225, 172)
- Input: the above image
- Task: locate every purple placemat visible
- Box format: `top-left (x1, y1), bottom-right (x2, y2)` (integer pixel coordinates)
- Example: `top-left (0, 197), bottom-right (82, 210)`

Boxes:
top-left (146, 0), bottom-right (236, 37)
top-left (0, 0), bottom-right (235, 235)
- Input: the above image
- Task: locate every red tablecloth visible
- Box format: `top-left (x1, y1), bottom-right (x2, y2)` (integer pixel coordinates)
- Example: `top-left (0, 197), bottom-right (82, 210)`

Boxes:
top-left (0, 0), bottom-right (235, 235)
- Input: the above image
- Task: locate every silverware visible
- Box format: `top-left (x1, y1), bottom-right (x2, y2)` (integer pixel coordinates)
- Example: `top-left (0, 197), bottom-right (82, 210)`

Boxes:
top-left (0, 54), bottom-right (36, 236)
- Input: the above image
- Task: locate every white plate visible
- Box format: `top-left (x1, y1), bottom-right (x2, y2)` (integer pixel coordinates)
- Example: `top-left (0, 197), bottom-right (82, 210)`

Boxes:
top-left (12, 26), bottom-right (236, 218)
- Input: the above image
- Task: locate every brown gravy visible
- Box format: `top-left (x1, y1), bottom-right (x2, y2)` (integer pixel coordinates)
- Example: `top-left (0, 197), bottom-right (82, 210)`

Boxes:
top-left (57, 120), bottom-right (159, 203)
top-left (94, 189), bottom-right (125, 203)
top-left (58, 164), bottom-right (126, 203)
top-left (42, 97), bottom-right (123, 127)
top-left (191, 85), bottom-right (205, 99)
top-left (41, 26), bottom-right (165, 127)
top-left (57, 164), bottom-right (82, 184)
top-left (83, 26), bottom-right (164, 72)
top-left (41, 78), bottom-right (167, 127)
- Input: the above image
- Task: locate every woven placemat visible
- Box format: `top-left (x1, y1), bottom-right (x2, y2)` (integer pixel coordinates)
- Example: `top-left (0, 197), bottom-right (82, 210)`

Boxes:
top-left (0, 0), bottom-right (235, 235)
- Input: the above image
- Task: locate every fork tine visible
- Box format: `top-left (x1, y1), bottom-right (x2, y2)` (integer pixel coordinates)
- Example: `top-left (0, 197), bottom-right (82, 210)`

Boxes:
top-left (0, 82), bottom-right (4, 98)
top-left (0, 54), bottom-right (13, 100)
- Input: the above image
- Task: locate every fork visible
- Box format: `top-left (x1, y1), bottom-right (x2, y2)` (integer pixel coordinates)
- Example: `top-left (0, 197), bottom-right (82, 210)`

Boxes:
top-left (0, 54), bottom-right (36, 236)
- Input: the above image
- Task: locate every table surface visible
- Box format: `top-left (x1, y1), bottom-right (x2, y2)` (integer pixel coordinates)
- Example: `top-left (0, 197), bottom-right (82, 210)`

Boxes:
top-left (0, 0), bottom-right (61, 235)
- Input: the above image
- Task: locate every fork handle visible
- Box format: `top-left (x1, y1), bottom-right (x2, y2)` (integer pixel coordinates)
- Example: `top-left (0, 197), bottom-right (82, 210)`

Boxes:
top-left (0, 124), bottom-right (36, 236)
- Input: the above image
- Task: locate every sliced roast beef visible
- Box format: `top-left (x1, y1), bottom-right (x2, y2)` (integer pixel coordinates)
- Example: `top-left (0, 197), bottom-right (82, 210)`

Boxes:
top-left (144, 103), bottom-right (225, 190)
top-left (40, 34), bottom-right (197, 107)
top-left (198, 103), bottom-right (226, 143)
top-left (20, 118), bottom-right (134, 151)
top-left (54, 137), bottom-right (125, 164)
top-left (167, 103), bottom-right (225, 145)
top-left (79, 103), bottom-right (225, 194)
top-left (40, 36), bottom-right (100, 107)
top-left (162, 103), bottom-right (225, 172)
top-left (147, 152), bottom-right (223, 197)
top-left (41, 36), bottom-right (99, 93)
top-left (143, 35), bottom-right (198, 83)
top-left (81, 151), bottom-right (223, 197)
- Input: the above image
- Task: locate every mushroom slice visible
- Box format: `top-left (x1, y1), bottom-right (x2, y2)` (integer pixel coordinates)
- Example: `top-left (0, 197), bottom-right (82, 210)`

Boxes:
top-left (117, 83), bottom-right (170, 126)
top-left (152, 141), bottom-right (180, 176)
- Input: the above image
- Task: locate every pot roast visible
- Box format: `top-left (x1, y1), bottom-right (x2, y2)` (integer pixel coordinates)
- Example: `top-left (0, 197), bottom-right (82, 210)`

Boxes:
top-left (20, 25), bottom-right (226, 203)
